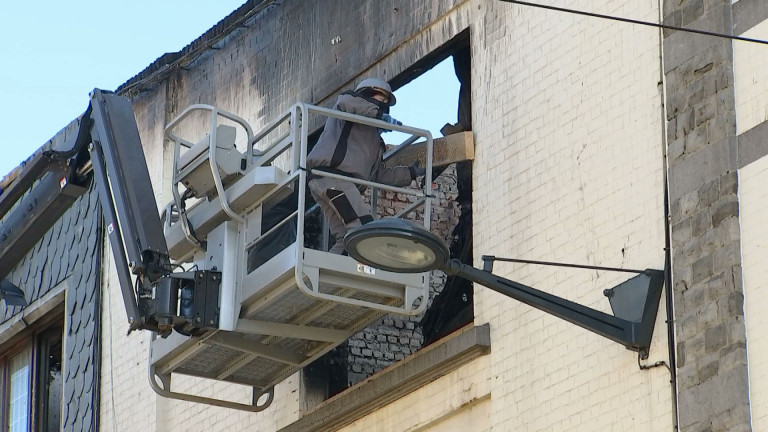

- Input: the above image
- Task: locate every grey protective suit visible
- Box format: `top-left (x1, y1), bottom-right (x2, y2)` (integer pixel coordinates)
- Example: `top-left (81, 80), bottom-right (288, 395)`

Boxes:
top-left (307, 91), bottom-right (413, 254)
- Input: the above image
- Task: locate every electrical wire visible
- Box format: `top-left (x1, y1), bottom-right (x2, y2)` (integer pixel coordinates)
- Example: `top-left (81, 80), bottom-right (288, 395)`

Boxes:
top-left (498, 0), bottom-right (768, 46)
top-left (638, 351), bottom-right (670, 372)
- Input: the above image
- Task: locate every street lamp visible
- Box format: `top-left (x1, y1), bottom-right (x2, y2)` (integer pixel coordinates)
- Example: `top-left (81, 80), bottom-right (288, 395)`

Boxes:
top-left (344, 219), bottom-right (665, 358)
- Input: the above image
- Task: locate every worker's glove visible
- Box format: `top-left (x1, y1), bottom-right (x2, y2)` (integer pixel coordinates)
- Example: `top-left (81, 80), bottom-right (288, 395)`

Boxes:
top-left (409, 161), bottom-right (426, 180)
top-left (381, 113), bottom-right (402, 126)
top-left (379, 114), bottom-right (402, 133)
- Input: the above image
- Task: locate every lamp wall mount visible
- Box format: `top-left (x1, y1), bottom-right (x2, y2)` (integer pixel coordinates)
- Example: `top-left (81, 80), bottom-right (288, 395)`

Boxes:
top-left (443, 259), bottom-right (665, 359)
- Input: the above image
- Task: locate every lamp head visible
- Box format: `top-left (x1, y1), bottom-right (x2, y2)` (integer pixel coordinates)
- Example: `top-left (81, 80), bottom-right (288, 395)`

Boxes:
top-left (344, 219), bottom-right (449, 273)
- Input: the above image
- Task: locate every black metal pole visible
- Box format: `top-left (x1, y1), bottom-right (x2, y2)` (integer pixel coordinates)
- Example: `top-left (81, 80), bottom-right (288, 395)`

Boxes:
top-left (482, 255), bottom-right (647, 274)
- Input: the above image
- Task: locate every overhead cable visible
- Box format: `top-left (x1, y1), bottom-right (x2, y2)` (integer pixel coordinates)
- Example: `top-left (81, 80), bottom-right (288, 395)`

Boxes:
top-left (498, 0), bottom-right (768, 46)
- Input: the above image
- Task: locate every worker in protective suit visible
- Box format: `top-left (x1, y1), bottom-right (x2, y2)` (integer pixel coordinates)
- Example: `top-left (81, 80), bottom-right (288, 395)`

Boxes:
top-left (307, 78), bottom-right (425, 254)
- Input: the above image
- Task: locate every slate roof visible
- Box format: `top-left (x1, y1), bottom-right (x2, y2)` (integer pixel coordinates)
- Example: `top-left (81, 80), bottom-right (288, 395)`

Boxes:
top-left (118, 0), bottom-right (271, 97)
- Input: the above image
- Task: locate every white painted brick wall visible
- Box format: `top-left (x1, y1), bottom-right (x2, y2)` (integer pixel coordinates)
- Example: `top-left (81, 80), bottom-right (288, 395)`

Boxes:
top-left (734, 20), bottom-right (768, 134)
top-left (471, 0), bottom-right (671, 430)
top-left (99, 240), bottom-right (158, 431)
top-left (337, 357), bottom-right (491, 432)
top-left (740, 155), bottom-right (768, 429)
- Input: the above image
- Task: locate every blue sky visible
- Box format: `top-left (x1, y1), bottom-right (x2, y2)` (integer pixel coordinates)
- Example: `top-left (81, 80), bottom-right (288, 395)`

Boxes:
top-left (0, 2), bottom-right (458, 178)
top-left (0, 1), bottom-right (247, 177)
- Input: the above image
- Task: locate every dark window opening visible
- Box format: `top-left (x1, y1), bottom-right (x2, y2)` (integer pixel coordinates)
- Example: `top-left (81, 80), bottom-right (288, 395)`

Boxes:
top-left (421, 40), bottom-right (473, 346)
top-left (301, 29), bottom-right (474, 407)
top-left (36, 327), bottom-right (63, 432)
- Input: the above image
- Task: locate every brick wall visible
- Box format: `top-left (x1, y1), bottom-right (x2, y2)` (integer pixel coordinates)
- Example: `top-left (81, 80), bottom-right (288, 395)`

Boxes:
top-left (733, 17), bottom-right (768, 135)
top-left (740, 156), bottom-right (768, 430)
top-left (347, 165), bottom-right (461, 385)
top-left (472, 0), bottom-right (671, 430)
top-left (337, 356), bottom-right (491, 432)
top-left (733, 4), bottom-right (768, 431)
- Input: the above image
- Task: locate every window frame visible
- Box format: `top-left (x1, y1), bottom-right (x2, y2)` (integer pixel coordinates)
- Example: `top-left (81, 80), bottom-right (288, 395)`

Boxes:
top-left (3, 343), bottom-right (32, 432)
top-left (0, 307), bottom-right (64, 432)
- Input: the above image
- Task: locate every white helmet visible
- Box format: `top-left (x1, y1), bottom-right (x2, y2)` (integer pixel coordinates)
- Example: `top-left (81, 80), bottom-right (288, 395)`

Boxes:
top-left (355, 77), bottom-right (396, 106)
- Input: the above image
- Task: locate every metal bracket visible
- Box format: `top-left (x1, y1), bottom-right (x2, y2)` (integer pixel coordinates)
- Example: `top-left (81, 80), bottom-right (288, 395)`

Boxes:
top-left (445, 260), bottom-right (665, 357)
top-left (148, 364), bottom-right (274, 412)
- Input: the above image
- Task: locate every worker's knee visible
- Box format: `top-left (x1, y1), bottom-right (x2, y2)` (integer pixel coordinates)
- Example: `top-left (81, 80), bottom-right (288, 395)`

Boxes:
top-left (325, 188), bottom-right (361, 224)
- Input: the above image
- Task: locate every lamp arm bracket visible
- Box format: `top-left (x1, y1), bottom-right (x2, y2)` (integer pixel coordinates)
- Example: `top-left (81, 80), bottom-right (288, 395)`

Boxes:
top-left (445, 259), bottom-right (665, 357)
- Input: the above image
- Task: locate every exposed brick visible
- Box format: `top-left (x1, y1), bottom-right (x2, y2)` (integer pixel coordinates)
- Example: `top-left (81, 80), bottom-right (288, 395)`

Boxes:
top-left (720, 171), bottom-right (738, 197)
top-left (682, 0), bottom-right (706, 27)
top-left (725, 291), bottom-right (744, 317)
top-left (665, 0), bottom-right (749, 428)
top-left (713, 243), bottom-right (740, 275)
top-left (678, 362), bottom-right (700, 391)
top-left (5, 0), bottom-right (751, 429)
top-left (679, 190), bottom-right (701, 219)
top-left (678, 341), bottom-right (687, 367)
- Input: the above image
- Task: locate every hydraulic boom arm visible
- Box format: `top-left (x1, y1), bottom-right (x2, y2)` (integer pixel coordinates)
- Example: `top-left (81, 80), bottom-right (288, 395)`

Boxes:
top-left (0, 89), bottom-right (214, 336)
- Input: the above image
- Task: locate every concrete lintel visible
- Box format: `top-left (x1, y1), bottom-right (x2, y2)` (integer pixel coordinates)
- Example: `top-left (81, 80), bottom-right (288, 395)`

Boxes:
top-left (279, 323), bottom-right (491, 432)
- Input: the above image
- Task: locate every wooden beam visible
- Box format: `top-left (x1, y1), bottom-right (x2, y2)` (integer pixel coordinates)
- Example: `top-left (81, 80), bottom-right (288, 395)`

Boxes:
top-left (384, 131), bottom-right (474, 168)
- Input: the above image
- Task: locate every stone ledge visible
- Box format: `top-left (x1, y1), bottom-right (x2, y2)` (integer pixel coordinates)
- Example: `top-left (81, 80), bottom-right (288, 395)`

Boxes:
top-left (738, 120), bottom-right (768, 169)
top-left (0, 281), bottom-right (66, 347)
top-left (733, 0), bottom-right (768, 36)
top-left (279, 323), bottom-right (491, 432)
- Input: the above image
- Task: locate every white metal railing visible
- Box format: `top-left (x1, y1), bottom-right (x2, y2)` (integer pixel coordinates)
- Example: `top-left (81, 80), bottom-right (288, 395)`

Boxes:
top-left (165, 105), bottom-right (255, 245)
top-left (165, 102), bottom-right (434, 313)
top-left (152, 101), bottom-right (435, 411)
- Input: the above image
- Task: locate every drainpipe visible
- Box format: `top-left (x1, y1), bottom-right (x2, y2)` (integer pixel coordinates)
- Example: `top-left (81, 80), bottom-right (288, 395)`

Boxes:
top-left (657, 0), bottom-right (680, 429)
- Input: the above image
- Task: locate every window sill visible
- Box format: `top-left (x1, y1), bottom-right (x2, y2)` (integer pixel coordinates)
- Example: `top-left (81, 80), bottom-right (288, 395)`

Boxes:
top-left (280, 323), bottom-right (491, 432)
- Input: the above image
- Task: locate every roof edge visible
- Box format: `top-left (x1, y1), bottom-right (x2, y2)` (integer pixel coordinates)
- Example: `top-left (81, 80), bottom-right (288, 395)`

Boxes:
top-left (117, 0), bottom-right (276, 96)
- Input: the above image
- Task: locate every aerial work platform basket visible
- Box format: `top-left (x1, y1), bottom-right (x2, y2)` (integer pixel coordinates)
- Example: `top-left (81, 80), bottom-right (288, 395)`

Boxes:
top-left (150, 102), bottom-right (435, 411)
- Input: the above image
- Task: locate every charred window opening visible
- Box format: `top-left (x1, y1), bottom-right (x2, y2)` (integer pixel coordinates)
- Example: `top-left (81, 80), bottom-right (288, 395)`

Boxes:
top-left (302, 30), bottom-right (473, 406)
top-left (422, 41), bottom-right (473, 346)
